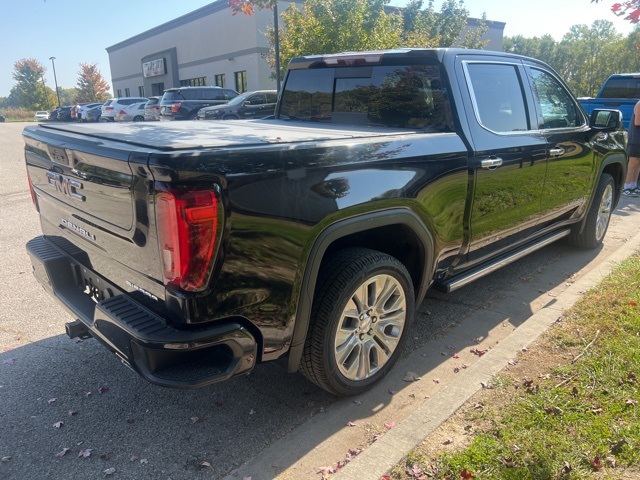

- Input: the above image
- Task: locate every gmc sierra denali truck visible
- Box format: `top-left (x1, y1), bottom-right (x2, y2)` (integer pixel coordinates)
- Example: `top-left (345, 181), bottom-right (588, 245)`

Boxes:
top-left (23, 48), bottom-right (627, 396)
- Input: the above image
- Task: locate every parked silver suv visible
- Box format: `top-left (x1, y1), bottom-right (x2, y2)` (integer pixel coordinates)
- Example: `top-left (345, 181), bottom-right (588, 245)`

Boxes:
top-left (100, 97), bottom-right (148, 122)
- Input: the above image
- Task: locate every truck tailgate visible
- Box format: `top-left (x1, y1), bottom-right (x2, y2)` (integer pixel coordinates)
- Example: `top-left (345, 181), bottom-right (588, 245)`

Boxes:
top-left (23, 125), bottom-right (165, 300)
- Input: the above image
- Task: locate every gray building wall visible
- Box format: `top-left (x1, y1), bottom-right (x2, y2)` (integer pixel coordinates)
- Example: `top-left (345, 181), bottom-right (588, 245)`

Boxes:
top-left (106, 1), bottom-right (505, 97)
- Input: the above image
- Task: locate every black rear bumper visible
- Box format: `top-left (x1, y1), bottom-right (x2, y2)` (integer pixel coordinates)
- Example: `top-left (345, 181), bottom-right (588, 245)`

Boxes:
top-left (26, 236), bottom-right (257, 388)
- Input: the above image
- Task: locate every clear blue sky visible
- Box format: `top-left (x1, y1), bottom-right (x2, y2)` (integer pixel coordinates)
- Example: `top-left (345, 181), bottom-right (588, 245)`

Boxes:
top-left (2, 0), bottom-right (635, 99)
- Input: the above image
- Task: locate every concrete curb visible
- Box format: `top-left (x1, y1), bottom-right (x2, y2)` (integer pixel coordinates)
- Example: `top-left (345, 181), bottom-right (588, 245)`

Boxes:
top-left (333, 227), bottom-right (640, 479)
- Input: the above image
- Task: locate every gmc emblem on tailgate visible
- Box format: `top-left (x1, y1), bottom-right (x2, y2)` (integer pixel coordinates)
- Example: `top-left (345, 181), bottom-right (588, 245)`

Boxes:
top-left (46, 172), bottom-right (85, 202)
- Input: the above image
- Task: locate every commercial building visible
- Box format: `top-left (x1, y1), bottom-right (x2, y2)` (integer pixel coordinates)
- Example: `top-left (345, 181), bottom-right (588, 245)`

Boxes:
top-left (106, 0), bottom-right (505, 97)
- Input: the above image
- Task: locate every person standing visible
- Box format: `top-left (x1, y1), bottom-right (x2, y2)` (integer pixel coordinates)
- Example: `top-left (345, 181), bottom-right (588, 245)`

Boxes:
top-left (623, 100), bottom-right (640, 197)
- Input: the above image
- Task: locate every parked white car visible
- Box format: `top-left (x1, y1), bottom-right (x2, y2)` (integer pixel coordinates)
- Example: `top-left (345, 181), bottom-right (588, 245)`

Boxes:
top-left (114, 101), bottom-right (147, 122)
top-left (100, 97), bottom-right (148, 122)
top-left (77, 103), bottom-right (103, 122)
top-left (34, 111), bottom-right (50, 121)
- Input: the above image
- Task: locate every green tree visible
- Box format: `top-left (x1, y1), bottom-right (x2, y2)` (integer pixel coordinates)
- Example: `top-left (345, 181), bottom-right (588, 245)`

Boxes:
top-left (10, 58), bottom-right (53, 110)
top-left (401, 0), bottom-right (487, 49)
top-left (75, 63), bottom-right (110, 103)
top-left (504, 21), bottom-right (640, 97)
top-left (57, 88), bottom-right (77, 106)
top-left (263, 0), bottom-right (483, 80)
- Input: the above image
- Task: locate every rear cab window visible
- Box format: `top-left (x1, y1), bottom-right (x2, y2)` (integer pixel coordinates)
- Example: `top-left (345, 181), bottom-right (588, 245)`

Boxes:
top-left (278, 64), bottom-right (452, 130)
top-left (599, 77), bottom-right (640, 98)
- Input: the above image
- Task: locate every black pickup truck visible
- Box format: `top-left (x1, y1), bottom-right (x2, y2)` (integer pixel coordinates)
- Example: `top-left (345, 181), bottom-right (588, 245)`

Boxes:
top-left (23, 48), bottom-right (627, 396)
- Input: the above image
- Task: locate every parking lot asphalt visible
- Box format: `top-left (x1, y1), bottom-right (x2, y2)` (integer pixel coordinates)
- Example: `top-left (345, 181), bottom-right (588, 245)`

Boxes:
top-left (1, 121), bottom-right (639, 480)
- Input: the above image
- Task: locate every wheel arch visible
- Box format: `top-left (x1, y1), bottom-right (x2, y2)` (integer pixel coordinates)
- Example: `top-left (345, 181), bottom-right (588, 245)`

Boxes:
top-left (286, 208), bottom-right (435, 372)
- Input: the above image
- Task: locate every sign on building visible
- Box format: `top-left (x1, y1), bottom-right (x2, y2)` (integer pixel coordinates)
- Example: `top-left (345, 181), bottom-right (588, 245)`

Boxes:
top-left (142, 58), bottom-right (166, 78)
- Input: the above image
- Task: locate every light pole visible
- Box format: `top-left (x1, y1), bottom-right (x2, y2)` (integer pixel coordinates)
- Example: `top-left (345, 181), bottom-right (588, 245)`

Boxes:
top-left (49, 56), bottom-right (61, 108)
top-left (273, 5), bottom-right (281, 93)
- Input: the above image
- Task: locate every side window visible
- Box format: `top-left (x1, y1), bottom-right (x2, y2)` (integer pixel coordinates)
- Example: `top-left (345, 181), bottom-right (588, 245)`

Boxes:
top-left (266, 93), bottom-right (278, 104)
top-left (466, 63), bottom-right (529, 133)
top-left (530, 68), bottom-right (582, 129)
top-left (205, 89), bottom-right (221, 100)
top-left (182, 89), bottom-right (198, 100)
top-left (248, 94), bottom-right (265, 105)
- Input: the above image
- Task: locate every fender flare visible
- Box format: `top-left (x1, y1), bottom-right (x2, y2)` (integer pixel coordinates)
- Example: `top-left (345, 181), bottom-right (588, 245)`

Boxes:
top-left (286, 208), bottom-right (435, 372)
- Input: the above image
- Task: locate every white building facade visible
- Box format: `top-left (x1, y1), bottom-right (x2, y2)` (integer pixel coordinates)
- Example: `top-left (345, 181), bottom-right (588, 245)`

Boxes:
top-left (106, 1), bottom-right (505, 98)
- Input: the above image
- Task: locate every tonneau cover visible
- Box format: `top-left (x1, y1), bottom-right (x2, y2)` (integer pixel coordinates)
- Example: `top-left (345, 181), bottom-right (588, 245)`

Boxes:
top-left (35, 119), bottom-right (413, 151)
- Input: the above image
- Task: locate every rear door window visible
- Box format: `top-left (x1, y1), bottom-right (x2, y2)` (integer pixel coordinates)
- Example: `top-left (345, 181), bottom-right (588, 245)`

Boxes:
top-left (465, 63), bottom-right (530, 133)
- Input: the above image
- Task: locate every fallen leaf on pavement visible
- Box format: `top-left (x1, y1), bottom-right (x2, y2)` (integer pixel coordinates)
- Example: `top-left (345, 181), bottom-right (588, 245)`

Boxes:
top-left (48, 398), bottom-right (57, 405)
top-left (104, 467), bottom-right (116, 475)
top-left (78, 448), bottom-right (93, 458)
top-left (384, 422), bottom-right (395, 430)
top-left (53, 421), bottom-right (63, 428)
top-left (55, 448), bottom-right (70, 457)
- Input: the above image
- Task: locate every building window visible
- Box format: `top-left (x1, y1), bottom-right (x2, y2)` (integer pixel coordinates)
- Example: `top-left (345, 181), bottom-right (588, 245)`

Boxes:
top-left (117, 89), bottom-right (122, 97)
top-left (138, 86), bottom-right (145, 96)
top-left (234, 71), bottom-right (247, 93)
top-left (215, 74), bottom-right (226, 87)
top-left (125, 88), bottom-right (130, 96)
top-left (180, 77), bottom-right (207, 87)
top-left (151, 82), bottom-right (165, 96)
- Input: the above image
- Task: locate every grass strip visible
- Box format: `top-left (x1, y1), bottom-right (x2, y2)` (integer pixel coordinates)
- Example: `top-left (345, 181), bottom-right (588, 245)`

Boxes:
top-left (391, 253), bottom-right (640, 480)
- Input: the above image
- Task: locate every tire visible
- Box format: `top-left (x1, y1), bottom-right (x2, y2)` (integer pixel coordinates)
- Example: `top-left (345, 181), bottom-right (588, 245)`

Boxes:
top-left (567, 173), bottom-right (614, 249)
top-left (222, 114), bottom-right (240, 120)
top-left (300, 248), bottom-right (415, 396)
top-left (133, 116), bottom-right (144, 122)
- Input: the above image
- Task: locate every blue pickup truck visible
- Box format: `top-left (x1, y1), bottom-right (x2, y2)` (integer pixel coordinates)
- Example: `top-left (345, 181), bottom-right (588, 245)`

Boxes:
top-left (579, 73), bottom-right (640, 128)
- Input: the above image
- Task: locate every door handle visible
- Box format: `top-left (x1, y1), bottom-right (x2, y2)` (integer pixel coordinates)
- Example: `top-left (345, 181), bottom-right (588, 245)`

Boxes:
top-left (549, 147), bottom-right (565, 157)
top-left (480, 157), bottom-right (503, 169)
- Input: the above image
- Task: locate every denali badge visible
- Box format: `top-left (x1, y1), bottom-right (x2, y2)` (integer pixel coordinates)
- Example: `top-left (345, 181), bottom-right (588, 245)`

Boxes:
top-left (46, 171), bottom-right (85, 202)
top-left (126, 281), bottom-right (158, 301)
top-left (61, 218), bottom-right (96, 241)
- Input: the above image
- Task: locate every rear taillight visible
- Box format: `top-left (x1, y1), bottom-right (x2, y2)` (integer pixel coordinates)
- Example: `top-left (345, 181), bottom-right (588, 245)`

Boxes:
top-left (118, 109), bottom-right (126, 114)
top-left (106, 106), bottom-right (114, 111)
top-left (156, 188), bottom-right (221, 292)
top-left (170, 103), bottom-right (181, 113)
